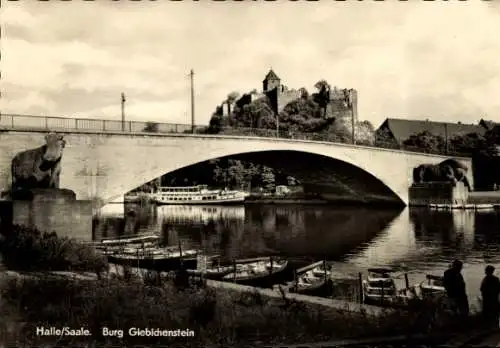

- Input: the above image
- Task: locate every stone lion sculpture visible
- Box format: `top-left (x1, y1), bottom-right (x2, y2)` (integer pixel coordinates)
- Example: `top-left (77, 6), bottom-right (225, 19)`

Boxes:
top-left (412, 158), bottom-right (471, 191)
top-left (11, 132), bottom-right (66, 192)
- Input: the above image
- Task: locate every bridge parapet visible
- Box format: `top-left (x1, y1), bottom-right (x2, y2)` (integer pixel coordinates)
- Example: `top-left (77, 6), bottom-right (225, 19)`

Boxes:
top-left (0, 114), bottom-right (472, 159)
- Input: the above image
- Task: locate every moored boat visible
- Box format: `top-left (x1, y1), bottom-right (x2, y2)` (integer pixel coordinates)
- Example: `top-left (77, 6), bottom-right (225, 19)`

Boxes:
top-left (222, 257), bottom-right (289, 288)
top-left (362, 268), bottom-right (398, 305)
top-left (186, 264), bottom-right (235, 280)
top-left (184, 254), bottom-right (233, 280)
top-left (107, 248), bottom-right (199, 271)
top-left (362, 268), bottom-right (417, 307)
top-left (91, 234), bottom-right (161, 247)
top-left (287, 261), bottom-right (333, 297)
top-left (419, 274), bottom-right (446, 299)
top-left (152, 185), bottom-right (249, 205)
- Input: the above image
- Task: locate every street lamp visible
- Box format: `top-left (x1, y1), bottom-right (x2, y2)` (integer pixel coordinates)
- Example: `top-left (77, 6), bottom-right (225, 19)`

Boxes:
top-left (121, 92), bottom-right (126, 131)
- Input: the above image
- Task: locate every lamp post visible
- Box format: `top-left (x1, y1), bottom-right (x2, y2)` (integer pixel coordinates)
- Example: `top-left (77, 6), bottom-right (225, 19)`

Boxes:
top-left (190, 69), bottom-right (195, 134)
top-left (121, 92), bottom-right (126, 131)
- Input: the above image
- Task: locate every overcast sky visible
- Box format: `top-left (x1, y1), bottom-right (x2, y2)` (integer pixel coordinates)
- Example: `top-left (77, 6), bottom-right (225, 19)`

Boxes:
top-left (2, 1), bottom-right (500, 128)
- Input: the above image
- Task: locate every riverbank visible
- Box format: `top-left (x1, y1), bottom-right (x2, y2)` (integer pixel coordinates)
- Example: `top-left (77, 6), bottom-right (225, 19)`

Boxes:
top-left (245, 199), bottom-right (330, 204)
top-left (0, 225), bottom-right (488, 346)
top-left (0, 268), bottom-right (484, 347)
top-left (469, 191), bottom-right (500, 204)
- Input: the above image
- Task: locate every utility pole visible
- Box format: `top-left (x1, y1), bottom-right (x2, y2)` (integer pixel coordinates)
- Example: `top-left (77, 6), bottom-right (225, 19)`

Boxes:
top-left (351, 108), bottom-right (355, 145)
top-left (276, 115), bottom-right (280, 138)
top-left (190, 69), bottom-right (195, 134)
top-left (444, 122), bottom-right (448, 154)
top-left (121, 92), bottom-right (126, 131)
top-left (348, 90), bottom-right (355, 144)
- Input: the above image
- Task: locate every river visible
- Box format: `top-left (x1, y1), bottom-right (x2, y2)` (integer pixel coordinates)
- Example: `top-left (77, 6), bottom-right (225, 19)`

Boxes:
top-left (89, 203), bottom-right (500, 308)
top-left (3, 199), bottom-right (500, 308)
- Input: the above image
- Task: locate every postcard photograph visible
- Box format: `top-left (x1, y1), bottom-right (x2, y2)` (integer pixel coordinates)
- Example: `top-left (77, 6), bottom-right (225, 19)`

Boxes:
top-left (2, 0), bottom-right (500, 347)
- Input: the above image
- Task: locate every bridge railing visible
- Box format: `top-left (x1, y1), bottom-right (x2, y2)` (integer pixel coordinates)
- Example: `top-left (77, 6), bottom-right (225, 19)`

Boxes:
top-left (0, 113), bottom-right (471, 157)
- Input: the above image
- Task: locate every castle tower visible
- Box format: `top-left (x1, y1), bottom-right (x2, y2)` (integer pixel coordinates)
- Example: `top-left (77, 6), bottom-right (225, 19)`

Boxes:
top-left (263, 69), bottom-right (281, 92)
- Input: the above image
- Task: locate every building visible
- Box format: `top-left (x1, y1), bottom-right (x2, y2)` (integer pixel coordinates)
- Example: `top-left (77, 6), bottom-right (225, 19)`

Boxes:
top-left (261, 69), bottom-right (301, 114)
top-left (375, 118), bottom-right (488, 146)
top-left (479, 119), bottom-right (499, 131)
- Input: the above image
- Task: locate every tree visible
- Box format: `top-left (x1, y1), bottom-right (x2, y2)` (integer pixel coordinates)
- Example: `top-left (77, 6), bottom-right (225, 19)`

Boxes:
top-left (299, 87), bottom-right (309, 99)
top-left (229, 97), bottom-right (275, 129)
top-left (448, 133), bottom-right (492, 156)
top-left (206, 113), bottom-right (225, 134)
top-left (403, 131), bottom-right (446, 154)
top-left (313, 80), bottom-right (331, 117)
top-left (374, 126), bottom-right (400, 149)
top-left (143, 122), bottom-right (159, 133)
top-left (261, 166), bottom-right (276, 192)
top-left (287, 176), bottom-right (299, 186)
top-left (226, 91), bottom-right (240, 116)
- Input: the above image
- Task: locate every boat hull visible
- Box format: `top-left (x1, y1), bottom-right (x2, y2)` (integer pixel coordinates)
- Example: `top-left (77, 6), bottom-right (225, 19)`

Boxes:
top-left (108, 255), bottom-right (197, 271)
top-left (154, 197), bottom-right (246, 205)
top-left (186, 268), bottom-right (234, 280)
top-left (223, 262), bottom-right (290, 288)
top-left (289, 279), bottom-right (333, 297)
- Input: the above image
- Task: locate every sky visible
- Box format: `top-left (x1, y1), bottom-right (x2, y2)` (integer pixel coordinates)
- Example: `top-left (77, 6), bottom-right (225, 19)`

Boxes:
top-left (2, 0), bottom-right (500, 128)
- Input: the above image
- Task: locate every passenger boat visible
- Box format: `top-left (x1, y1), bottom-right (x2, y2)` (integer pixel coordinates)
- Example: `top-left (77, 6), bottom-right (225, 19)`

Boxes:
top-left (152, 185), bottom-right (249, 205)
top-left (287, 261), bottom-right (333, 297)
top-left (419, 274), bottom-right (446, 299)
top-left (107, 248), bottom-right (199, 271)
top-left (222, 257), bottom-right (289, 288)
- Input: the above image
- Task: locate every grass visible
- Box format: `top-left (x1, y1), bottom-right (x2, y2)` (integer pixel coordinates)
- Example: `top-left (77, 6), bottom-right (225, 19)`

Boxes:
top-left (0, 272), bottom-right (486, 347)
top-left (0, 224), bottom-right (107, 275)
top-left (0, 225), bottom-right (490, 347)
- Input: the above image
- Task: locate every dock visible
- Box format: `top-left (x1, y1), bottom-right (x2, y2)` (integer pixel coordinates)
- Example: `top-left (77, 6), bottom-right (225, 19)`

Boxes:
top-left (206, 278), bottom-right (387, 317)
top-left (427, 203), bottom-right (499, 210)
top-left (295, 260), bottom-right (324, 274)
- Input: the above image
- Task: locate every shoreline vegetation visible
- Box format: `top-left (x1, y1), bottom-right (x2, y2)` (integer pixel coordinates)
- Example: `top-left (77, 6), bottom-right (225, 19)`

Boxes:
top-left (0, 225), bottom-right (489, 346)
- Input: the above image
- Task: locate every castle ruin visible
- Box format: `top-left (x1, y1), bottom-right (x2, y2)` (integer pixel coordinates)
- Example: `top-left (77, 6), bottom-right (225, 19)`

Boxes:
top-left (221, 69), bottom-right (358, 123)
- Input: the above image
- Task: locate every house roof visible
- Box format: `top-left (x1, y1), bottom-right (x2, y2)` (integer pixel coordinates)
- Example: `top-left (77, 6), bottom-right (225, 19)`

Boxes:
top-left (379, 118), bottom-right (487, 143)
top-left (479, 119), bottom-right (498, 131)
top-left (263, 69), bottom-right (280, 82)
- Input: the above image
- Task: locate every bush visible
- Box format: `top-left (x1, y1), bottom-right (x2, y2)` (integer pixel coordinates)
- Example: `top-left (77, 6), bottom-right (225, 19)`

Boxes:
top-left (0, 224), bottom-right (107, 275)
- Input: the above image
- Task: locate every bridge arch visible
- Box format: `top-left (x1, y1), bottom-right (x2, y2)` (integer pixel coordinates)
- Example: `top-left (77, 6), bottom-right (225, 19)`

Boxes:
top-left (159, 150), bottom-right (406, 205)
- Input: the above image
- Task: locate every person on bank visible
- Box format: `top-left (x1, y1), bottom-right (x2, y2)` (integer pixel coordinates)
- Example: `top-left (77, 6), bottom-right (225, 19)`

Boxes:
top-left (443, 260), bottom-right (469, 317)
top-left (480, 265), bottom-right (500, 328)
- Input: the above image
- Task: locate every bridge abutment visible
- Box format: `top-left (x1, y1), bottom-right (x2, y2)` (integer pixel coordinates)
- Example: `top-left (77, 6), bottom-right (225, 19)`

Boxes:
top-left (10, 189), bottom-right (93, 241)
top-left (408, 182), bottom-right (469, 207)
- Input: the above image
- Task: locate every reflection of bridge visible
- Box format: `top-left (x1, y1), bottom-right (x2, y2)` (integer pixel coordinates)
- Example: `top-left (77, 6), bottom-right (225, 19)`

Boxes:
top-left (0, 114), bottom-right (473, 206)
top-left (157, 205), bottom-right (245, 225)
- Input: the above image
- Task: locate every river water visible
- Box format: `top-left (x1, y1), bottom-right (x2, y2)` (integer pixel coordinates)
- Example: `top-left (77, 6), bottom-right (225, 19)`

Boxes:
top-left (90, 203), bottom-right (500, 308)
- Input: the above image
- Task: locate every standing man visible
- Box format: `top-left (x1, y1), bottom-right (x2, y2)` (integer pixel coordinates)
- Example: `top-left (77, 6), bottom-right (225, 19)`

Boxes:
top-left (480, 265), bottom-right (500, 328)
top-left (443, 260), bottom-right (469, 317)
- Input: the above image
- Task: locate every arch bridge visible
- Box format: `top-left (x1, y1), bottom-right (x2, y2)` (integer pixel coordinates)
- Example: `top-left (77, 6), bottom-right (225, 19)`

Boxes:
top-left (0, 114), bottom-right (473, 206)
